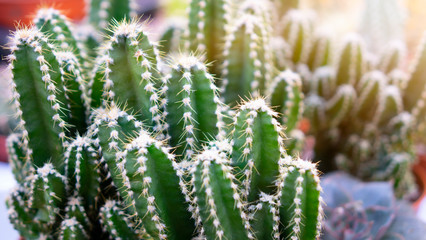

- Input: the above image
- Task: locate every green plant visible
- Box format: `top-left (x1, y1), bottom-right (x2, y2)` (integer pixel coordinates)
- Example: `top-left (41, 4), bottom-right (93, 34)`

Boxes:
top-left (5, 2), bottom-right (322, 240)
top-left (321, 172), bottom-right (426, 240)
top-left (301, 32), bottom-right (426, 195)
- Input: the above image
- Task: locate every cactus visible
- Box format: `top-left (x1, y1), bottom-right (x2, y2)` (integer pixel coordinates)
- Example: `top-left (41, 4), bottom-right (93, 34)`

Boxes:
top-left (279, 10), bottom-right (314, 67)
top-left (296, 31), bottom-right (423, 195)
top-left (164, 54), bottom-right (226, 159)
top-left (187, 0), bottom-right (231, 76)
top-left (89, 0), bottom-right (137, 30)
top-left (5, 1), bottom-right (326, 239)
top-left (221, 13), bottom-right (273, 105)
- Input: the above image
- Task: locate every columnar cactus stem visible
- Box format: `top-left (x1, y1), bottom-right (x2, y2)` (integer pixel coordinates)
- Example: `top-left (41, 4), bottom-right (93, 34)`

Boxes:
top-left (271, 37), bottom-right (291, 71)
top-left (7, 187), bottom-right (43, 238)
top-left (404, 33), bottom-right (426, 110)
top-left (100, 200), bottom-right (143, 239)
top-left (187, 0), bottom-right (231, 75)
top-left (279, 10), bottom-right (313, 66)
top-left (59, 217), bottom-right (88, 240)
top-left (6, 133), bottom-right (33, 184)
top-left (335, 34), bottom-right (367, 87)
top-left (277, 157), bottom-right (323, 240)
top-left (65, 136), bottom-right (101, 215)
top-left (94, 105), bottom-right (195, 239)
top-left (89, 20), bottom-right (164, 133)
top-left (249, 193), bottom-right (280, 240)
top-left (89, 0), bottom-right (137, 29)
top-left (222, 14), bottom-right (273, 105)
top-left (29, 164), bottom-right (67, 227)
top-left (192, 144), bottom-right (251, 240)
top-left (388, 69), bottom-right (408, 90)
top-left (377, 40), bottom-right (406, 74)
top-left (354, 71), bottom-right (386, 121)
top-left (306, 31), bottom-right (332, 71)
top-left (373, 85), bottom-right (403, 127)
top-left (268, 70), bottom-right (304, 132)
top-left (325, 84), bottom-right (356, 128)
top-left (34, 8), bottom-right (88, 66)
top-left (7, 27), bottom-right (69, 170)
top-left (310, 66), bottom-right (335, 99)
top-left (64, 196), bottom-right (91, 233)
top-left (304, 95), bottom-right (326, 131)
top-left (164, 55), bottom-right (224, 159)
top-left (159, 19), bottom-right (186, 55)
top-left (54, 51), bottom-right (90, 135)
top-left (231, 99), bottom-right (286, 201)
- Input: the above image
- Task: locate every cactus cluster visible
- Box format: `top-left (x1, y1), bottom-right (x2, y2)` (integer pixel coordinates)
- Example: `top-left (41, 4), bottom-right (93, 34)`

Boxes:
top-left (300, 32), bottom-right (426, 194)
top-left (266, 4), bottom-right (426, 195)
top-left (5, 1), bottom-right (323, 239)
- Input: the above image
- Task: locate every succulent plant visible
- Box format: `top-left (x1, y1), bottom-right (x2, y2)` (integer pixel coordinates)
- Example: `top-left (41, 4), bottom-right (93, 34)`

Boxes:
top-left (5, 1), bottom-right (322, 239)
top-left (321, 172), bottom-right (426, 240)
top-left (295, 29), bottom-right (426, 195)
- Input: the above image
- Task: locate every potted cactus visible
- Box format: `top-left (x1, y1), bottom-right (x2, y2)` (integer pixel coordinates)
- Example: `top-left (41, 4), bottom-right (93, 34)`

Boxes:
top-left (4, 0), bottom-right (324, 239)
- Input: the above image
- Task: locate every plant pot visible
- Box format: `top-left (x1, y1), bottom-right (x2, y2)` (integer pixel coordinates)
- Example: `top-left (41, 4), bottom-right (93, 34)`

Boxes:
top-left (0, 135), bottom-right (7, 163)
top-left (0, 0), bottom-right (86, 27)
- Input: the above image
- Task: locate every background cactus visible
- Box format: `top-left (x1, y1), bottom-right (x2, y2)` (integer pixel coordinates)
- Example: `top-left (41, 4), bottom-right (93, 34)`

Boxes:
top-left (4, 2), bottom-right (322, 239)
top-left (300, 31), bottom-right (426, 195)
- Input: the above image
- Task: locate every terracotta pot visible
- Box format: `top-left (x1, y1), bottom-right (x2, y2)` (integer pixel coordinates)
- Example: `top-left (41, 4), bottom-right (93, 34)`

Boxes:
top-left (0, 135), bottom-right (7, 163)
top-left (0, 0), bottom-right (86, 27)
top-left (413, 153), bottom-right (426, 210)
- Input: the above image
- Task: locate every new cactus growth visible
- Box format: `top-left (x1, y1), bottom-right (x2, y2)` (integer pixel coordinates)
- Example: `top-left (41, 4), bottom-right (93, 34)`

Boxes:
top-left (5, 1), bottom-right (326, 239)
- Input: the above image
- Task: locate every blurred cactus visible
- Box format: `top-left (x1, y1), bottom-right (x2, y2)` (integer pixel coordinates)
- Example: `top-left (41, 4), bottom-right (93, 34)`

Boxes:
top-left (300, 31), bottom-right (426, 195)
top-left (5, 2), bottom-right (322, 240)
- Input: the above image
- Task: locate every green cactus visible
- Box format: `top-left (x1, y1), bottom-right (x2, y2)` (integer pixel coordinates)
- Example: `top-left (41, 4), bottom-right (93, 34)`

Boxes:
top-left (277, 156), bottom-right (322, 240)
top-left (34, 8), bottom-right (89, 66)
top-left (5, 2), bottom-right (324, 240)
top-left (377, 40), bottom-right (406, 74)
top-left (187, 0), bottom-right (231, 76)
top-left (164, 55), bottom-right (226, 159)
top-left (279, 10), bottom-right (314, 66)
top-left (89, 0), bottom-right (137, 30)
top-left (297, 30), bottom-right (424, 195)
top-left (334, 34), bottom-right (367, 87)
top-left (306, 31), bottom-right (333, 71)
top-left (221, 13), bottom-right (273, 105)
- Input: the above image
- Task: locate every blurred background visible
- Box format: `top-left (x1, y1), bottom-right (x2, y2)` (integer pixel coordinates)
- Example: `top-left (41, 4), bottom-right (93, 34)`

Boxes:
top-left (0, 0), bottom-right (425, 238)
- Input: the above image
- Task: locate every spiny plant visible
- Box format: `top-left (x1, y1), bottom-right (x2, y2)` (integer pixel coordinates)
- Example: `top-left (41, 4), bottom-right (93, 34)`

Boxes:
top-left (5, 2), bottom-right (322, 240)
top-left (298, 30), bottom-right (426, 195)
